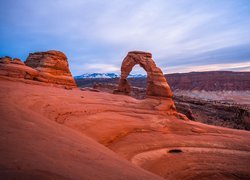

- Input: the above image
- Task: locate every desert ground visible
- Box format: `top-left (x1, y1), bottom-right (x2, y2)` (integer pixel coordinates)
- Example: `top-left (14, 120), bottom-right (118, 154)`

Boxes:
top-left (1, 77), bottom-right (250, 179)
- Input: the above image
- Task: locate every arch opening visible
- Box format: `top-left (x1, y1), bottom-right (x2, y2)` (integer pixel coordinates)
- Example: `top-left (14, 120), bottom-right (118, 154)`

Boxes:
top-left (127, 64), bottom-right (147, 99)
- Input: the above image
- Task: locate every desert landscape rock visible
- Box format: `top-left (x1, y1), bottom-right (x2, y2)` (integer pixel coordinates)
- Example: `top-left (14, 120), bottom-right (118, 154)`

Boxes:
top-left (12, 58), bottom-right (25, 65)
top-left (0, 50), bottom-right (76, 87)
top-left (114, 51), bottom-right (172, 98)
top-left (76, 71), bottom-right (250, 130)
top-left (0, 81), bottom-right (161, 180)
top-left (0, 56), bottom-right (39, 80)
top-left (174, 95), bottom-right (250, 130)
top-left (167, 71), bottom-right (250, 91)
top-left (0, 78), bottom-right (250, 179)
top-left (25, 50), bottom-right (76, 87)
top-left (1, 51), bottom-right (250, 179)
top-left (92, 82), bottom-right (250, 130)
top-left (0, 56), bottom-right (12, 63)
top-left (75, 71), bottom-right (250, 92)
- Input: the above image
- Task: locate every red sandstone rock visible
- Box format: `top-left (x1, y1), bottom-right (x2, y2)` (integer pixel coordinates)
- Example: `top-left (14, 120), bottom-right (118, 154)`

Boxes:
top-left (0, 62), bottom-right (39, 80)
top-left (12, 58), bottom-right (25, 65)
top-left (0, 51), bottom-right (76, 87)
top-left (0, 79), bottom-right (161, 180)
top-left (0, 56), bottom-right (39, 80)
top-left (0, 56), bottom-right (12, 63)
top-left (114, 51), bottom-right (172, 98)
top-left (25, 50), bottom-right (76, 87)
top-left (1, 79), bottom-right (250, 179)
top-left (166, 71), bottom-right (250, 91)
top-left (0, 56), bottom-right (24, 65)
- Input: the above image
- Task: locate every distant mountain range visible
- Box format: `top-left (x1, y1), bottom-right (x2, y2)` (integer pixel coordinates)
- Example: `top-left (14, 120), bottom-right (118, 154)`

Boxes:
top-left (75, 71), bottom-right (250, 91)
top-left (74, 73), bottom-right (146, 79)
top-left (75, 73), bottom-right (119, 79)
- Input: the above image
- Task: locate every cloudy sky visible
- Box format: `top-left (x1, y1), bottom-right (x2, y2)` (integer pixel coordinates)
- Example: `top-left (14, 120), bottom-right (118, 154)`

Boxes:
top-left (0, 0), bottom-right (250, 75)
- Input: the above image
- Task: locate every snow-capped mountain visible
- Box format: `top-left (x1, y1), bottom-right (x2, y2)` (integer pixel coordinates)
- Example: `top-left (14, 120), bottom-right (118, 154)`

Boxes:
top-left (75, 73), bottom-right (119, 79)
top-left (128, 74), bottom-right (146, 78)
top-left (74, 73), bottom-right (146, 79)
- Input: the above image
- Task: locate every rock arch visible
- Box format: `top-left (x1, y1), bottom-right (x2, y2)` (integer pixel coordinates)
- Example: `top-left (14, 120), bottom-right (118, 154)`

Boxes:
top-left (115, 51), bottom-right (173, 98)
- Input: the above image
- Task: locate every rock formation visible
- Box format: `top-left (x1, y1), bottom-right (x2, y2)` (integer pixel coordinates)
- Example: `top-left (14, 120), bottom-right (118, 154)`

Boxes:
top-left (25, 50), bottom-right (76, 87)
top-left (0, 50), bottom-right (76, 87)
top-left (1, 78), bottom-right (250, 179)
top-left (0, 56), bottom-right (39, 80)
top-left (12, 58), bottom-right (25, 65)
top-left (114, 51), bottom-right (172, 98)
top-left (167, 71), bottom-right (250, 91)
top-left (0, 56), bottom-right (12, 63)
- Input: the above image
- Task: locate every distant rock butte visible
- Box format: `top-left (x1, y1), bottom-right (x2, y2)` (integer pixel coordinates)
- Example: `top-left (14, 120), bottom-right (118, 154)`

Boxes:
top-left (114, 51), bottom-right (173, 98)
top-left (0, 50), bottom-right (76, 87)
top-left (166, 71), bottom-right (250, 91)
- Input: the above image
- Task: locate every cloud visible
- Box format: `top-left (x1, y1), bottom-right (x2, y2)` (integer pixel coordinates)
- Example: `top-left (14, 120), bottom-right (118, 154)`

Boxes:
top-left (0, 0), bottom-right (250, 75)
top-left (70, 63), bottom-right (120, 74)
top-left (165, 62), bottom-right (250, 74)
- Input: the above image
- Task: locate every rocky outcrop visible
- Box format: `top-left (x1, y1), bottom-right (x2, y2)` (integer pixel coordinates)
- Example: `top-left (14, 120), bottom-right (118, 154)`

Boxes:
top-left (114, 51), bottom-right (172, 98)
top-left (167, 71), bottom-right (250, 91)
top-left (25, 50), bottom-right (76, 87)
top-left (174, 101), bottom-right (195, 120)
top-left (0, 56), bottom-right (12, 63)
top-left (0, 51), bottom-right (76, 87)
top-left (94, 83), bottom-right (147, 99)
top-left (0, 56), bottom-right (38, 80)
top-left (174, 95), bottom-right (250, 130)
top-left (12, 58), bottom-right (25, 65)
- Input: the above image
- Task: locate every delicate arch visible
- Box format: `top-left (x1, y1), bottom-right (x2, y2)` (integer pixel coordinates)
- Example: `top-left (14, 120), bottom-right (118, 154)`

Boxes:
top-left (114, 51), bottom-right (172, 98)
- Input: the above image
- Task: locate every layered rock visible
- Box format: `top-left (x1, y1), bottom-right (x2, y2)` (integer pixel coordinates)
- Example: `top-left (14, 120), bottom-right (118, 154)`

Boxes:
top-left (0, 50), bottom-right (76, 87)
top-left (25, 50), bottom-right (76, 87)
top-left (167, 71), bottom-right (250, 91)
top-left (0, 56), bottom-right (38, 80)
top-left (114, 51), bottom-right (172, 98)
top-left (0, 56), bottom-right (12, 63)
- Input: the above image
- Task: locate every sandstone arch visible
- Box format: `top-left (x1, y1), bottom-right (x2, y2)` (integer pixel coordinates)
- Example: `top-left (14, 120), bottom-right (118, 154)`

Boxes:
top-left (115, 51), bottom-right (173, 98)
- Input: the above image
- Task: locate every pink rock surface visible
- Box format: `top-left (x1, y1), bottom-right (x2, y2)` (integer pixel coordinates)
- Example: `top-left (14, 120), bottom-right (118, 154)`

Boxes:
top-left (1, 78), bottom-right (250, 179)
top-left (0, 79), bottom-right (161, 180)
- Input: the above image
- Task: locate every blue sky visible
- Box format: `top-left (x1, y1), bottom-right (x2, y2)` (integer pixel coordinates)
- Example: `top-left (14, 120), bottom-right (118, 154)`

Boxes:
top-left (0, 0), bottom-right (250, 75)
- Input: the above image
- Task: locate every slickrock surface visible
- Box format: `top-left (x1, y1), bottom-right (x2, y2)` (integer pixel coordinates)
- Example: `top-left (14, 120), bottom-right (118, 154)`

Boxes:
top-left (0, 79), bottom-right (162, 180)
top-left (114, 51), bottom-right (172, 98)
top-left (1, 78), bottom-right (250, 179)
top-left (92, 83), bottom-right (250, 130)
